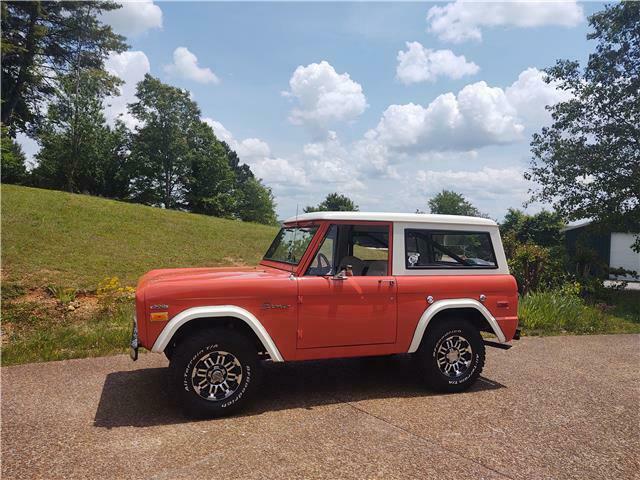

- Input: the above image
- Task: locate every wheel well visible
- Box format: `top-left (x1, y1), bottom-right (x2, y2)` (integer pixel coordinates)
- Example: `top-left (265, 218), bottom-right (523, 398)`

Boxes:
top-left (164, 316), bottom-right (271, 360)
top-left (425, 307), bottom-right (496, 338)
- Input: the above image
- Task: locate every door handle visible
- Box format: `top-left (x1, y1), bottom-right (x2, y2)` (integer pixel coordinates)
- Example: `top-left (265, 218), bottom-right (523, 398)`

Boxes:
top-left (378, 279), bottom-right (395, 286)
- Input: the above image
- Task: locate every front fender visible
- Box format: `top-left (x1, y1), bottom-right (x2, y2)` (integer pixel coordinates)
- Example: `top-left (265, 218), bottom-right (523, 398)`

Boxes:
top-left (151, 305), bottom-right (284, 362)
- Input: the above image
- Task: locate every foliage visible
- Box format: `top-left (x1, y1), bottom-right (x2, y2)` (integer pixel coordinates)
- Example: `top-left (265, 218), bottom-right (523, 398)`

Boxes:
top-left (501, 208), bottom-right (565, 248)
top-left (527, 2), bottom-right (640, 249)
top-left (1, 1), bottom-right (127, 133)
top-left (1, 184), bottom-right (278, 288)
top-left (507, 243), bottom-right (552, 295)
top-left (128, 74), bottom-right (202, 209)
top-left (183, 122), bottom-right (236, 217)
top-left (304, 192), bottom-right (359, 213)
top-left (236, 177), bottom-right (279, 225)
top-left (45, 285), bottom-right (78, 304)
top-left (427, 189), bottom-right (486, 217)
top-left (31, 69), bottom-right (127, 195)
top-left (1, 126), bottom-right (28, 184)
top-left (518, 289), bottom-right (640, 335)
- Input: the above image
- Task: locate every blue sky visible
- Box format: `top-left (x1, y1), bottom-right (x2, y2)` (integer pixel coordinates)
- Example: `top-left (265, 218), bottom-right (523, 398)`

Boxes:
top-left (20, 1), bottom-right (604, 220)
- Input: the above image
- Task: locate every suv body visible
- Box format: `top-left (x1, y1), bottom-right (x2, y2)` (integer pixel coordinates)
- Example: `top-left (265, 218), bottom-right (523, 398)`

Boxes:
top-left (132, 212), bottom-right (519, 416)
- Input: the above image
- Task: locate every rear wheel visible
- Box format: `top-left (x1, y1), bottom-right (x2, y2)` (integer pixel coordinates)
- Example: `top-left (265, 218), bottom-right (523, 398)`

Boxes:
top-left (418, 319), bottom-right (484, 393)
top-left (168, 328), bottom-right (259, 418)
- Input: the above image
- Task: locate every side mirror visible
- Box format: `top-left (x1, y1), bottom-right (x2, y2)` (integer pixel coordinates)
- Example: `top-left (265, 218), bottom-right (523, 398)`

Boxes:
top-left (332, 264), bottom-right (352, 280)
top-left (332, 268), bottom-right (348, 280)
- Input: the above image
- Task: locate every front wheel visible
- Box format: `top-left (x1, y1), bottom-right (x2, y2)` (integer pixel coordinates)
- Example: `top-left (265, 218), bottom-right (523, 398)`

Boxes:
top-left (418, 319), bottom-right (485, 393)
top-left (168, 328), bottom-right (259, 418)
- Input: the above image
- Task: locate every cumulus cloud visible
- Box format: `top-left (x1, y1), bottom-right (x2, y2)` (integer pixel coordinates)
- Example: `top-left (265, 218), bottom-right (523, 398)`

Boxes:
top-left (283, 61), bottom-right (367, 132)
top-left (164, 47), bottom-right (220, 84)
top-left (368, 67), bottom-right (566, 153)
top-left (102, 0), bottom-right (163, 37)
top-left (203, 118), bottom-right (308, 187)
top-left (427, 0), bottom-right (584, 43)
top-left (415, 166), bottom-right (529, 199)
top-left (104, 50), bottom-right (151, 129)
top-left (505, 67), bottom-right (572, 127)
top-left (396, 41), bottom-right (479, 84)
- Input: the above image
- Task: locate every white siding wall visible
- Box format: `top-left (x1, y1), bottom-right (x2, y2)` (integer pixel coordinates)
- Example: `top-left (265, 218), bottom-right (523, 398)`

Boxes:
top-left (609, 233), bottom-right (640, 280)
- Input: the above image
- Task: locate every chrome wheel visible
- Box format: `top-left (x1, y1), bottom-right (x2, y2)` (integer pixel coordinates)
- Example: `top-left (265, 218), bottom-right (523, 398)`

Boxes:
top-left (436, 335), bottom-right (473, 378)
top-left (191, 350), bottom-right (243, 401)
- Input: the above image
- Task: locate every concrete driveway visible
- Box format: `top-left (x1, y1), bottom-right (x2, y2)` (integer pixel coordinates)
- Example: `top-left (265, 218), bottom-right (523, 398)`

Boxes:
top-left (2, 335), bottom-right (639, 479)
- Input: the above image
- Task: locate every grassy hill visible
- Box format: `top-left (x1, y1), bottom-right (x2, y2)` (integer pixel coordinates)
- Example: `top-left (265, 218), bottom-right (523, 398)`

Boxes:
top-left (1, 185), bottom-right (278, 365)
top-left (2, 184), bottom-right (278, 288)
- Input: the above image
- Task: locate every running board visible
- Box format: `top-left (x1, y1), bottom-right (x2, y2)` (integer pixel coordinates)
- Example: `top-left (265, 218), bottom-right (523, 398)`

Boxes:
top-left (484, 340), bottom-right (512, 350)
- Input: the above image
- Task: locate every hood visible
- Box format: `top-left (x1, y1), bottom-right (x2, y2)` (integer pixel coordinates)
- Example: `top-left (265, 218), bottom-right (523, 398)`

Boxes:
top-left (137, 265), bottom-right (289, 289)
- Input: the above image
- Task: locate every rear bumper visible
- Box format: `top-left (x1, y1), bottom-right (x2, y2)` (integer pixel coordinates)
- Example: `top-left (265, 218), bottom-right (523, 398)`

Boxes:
top-left (130, 315), bottom-right (139, 361)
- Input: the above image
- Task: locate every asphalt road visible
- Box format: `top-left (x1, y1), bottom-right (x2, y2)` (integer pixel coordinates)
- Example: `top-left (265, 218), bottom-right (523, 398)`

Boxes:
top-left (2, 334), bottom-right (639, 479)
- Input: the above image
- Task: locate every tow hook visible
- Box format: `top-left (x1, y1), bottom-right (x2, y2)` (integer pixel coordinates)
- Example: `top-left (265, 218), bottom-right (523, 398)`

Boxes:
top-left (513, 328), bottom-right (521, 340)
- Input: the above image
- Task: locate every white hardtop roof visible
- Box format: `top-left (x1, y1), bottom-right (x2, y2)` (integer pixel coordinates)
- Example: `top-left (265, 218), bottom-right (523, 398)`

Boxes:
top-left (283, 211), bottom-right (497, 227)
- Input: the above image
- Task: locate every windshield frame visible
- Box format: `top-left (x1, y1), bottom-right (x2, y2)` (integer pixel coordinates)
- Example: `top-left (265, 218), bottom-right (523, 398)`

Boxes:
top-left (262, 224), bottom-right (319, 266)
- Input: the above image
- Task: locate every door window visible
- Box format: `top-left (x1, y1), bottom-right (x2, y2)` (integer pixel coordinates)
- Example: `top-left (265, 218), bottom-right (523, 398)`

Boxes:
top-left (306, 224), bottom-right (389, 276)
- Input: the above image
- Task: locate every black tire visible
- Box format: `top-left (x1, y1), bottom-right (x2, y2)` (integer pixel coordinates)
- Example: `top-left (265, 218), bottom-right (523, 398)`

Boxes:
top-left (168, 328), bottom-right (260, 418)
top-left (418, 319), bottom-right (485, 393)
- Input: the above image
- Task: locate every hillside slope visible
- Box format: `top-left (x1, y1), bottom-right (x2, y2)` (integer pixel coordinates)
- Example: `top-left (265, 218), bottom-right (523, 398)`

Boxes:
top-left (1, 185), bottom-right (278, 289)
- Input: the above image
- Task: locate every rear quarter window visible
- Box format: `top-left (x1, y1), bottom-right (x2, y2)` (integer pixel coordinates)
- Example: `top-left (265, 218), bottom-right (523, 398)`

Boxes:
top-left (404, 229), bottom-right (498, 269)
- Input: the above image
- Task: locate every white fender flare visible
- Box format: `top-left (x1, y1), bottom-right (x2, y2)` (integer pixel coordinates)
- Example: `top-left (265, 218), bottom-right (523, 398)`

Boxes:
top-left (407, 298), bottom-right (506, 353)
top-left (151, 305), bottom-right (284, 362)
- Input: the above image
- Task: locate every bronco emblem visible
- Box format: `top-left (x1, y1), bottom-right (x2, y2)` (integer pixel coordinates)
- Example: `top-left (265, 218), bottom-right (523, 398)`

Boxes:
top-left (260, 303), bottom-right (290, 310)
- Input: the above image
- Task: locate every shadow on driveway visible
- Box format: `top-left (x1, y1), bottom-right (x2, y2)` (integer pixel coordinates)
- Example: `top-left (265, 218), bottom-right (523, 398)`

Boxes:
top-left (94, 355), bottom-right (505, 428)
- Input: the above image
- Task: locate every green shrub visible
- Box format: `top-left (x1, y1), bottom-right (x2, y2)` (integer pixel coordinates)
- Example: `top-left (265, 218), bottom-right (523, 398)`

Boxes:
top-left (518, 289), bottom-right (639, 335)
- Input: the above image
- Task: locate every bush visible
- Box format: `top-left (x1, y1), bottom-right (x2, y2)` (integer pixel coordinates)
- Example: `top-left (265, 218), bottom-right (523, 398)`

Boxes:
top-left (518, 288), bottom-right (639, 335)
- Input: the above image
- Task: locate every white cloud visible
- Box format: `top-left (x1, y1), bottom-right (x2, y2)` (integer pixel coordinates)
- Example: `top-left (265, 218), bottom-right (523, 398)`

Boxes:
top-left (427, 0), bottom-right (584, 43)
top-left (164, 47), bottom-right (220, 84)
top-left (283, 61), bottom-right (367, 132)
top-left (102, 0), bottom-right (162, 37)
top-left (368, 67), bottom-right (566, 153)
top-left (104, 50), bottom-right (151, 129)
top-left (203, 118), bottom-right (308, 187)
top-left (396, 41), bottom-right (479, 84)
top-left (505, 67), bottom-right (572, 127)
top-left (415, 166), bottom-right (529, 200)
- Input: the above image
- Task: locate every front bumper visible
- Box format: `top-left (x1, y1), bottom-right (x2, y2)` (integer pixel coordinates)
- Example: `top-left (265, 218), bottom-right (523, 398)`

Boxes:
top-left (130, 315), bottom-right (139, 361)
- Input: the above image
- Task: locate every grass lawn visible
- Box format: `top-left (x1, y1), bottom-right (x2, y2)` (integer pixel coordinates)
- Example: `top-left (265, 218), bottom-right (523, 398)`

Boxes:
top-left (1, 185), bottom-right (277, 365)
top-left (2, 184), bottom-right (278, 288)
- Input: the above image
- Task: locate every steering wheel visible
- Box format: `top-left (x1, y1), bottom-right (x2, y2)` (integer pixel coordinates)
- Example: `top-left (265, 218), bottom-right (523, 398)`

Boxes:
top-left (316, 253), bottom-right (330, 270)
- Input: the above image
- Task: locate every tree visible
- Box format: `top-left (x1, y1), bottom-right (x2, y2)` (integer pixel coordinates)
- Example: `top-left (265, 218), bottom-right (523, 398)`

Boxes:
top-left (527, 2), bottom-right (640, 247)
top-left (31, 69), bottom-right (123, 194)
top-left (183, 122), bottom-right (236, 217)
top-left (427, 190), bottom-right (485, 217)
top-left (1, 1), bottom-right (126, 133)
top-left (128, 75), bottom-right (204, 209)
top-left (1, 126), bottom-right (28, 184)
top-left (304, 193), bottom-right (359, 213)
top-left (236, 177), bottom-right (278, 225)
top-left (500, 208), bottom-right (565, 248)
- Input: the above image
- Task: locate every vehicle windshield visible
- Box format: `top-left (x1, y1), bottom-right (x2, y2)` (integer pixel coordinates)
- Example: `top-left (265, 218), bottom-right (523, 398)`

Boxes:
top-left (263, 226), bottom-right (318, 265)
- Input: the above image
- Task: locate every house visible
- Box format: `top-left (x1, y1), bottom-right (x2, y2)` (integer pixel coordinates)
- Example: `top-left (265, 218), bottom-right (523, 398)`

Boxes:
top-left (563, 221), bottom-right (640, 281)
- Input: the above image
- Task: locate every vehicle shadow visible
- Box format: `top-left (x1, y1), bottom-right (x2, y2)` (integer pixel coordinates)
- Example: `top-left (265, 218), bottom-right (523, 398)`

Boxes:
top-left (94, 355), bottom-right (505, 428)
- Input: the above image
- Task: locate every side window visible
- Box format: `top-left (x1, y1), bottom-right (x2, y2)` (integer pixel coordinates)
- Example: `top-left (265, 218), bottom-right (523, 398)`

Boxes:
top-left (306, 225), bottom-right (337, 276)
top-left (405, 230), bottom-right (497, 269)
top-left (348, 225), bottom-right (389, 276)
top-left (306, 224), bottom-right (390, 276)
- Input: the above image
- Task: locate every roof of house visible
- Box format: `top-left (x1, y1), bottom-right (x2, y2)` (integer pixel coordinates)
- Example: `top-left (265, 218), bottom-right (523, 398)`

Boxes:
top-left (283, 211), bottom-right (497, 227)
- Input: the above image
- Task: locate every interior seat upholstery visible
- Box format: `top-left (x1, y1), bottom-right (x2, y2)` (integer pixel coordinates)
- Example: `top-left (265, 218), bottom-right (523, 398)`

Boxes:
top-left (364, 260), bottom-right (387, 276)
